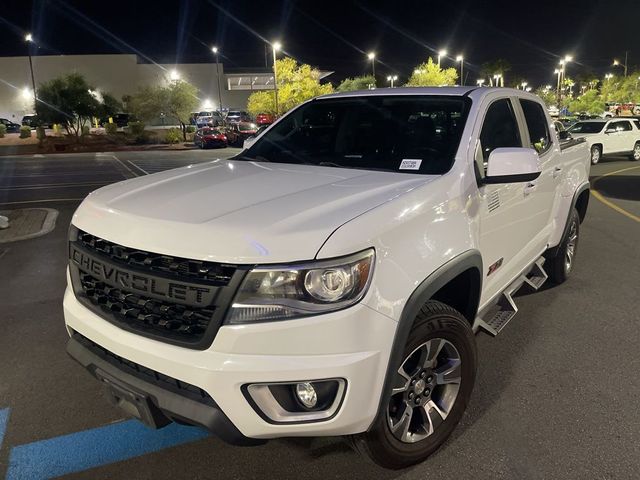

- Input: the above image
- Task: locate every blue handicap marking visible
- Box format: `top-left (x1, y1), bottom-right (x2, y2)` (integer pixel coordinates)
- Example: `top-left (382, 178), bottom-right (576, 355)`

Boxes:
top-left (0, 408), bottom-right (9, 450)
top-left (6, 419), bottom-right (209, 480)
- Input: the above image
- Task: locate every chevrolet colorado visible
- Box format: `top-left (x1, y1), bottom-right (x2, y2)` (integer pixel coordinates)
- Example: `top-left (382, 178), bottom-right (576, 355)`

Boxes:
top-left (64, 87), bottom-right (590, 469)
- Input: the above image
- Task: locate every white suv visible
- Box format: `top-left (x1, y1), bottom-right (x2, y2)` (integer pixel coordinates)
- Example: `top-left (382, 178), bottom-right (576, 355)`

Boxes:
top-left (64, 87), bottom-right (590, 469)
top-left (568, 118), bottom-right (640, 164)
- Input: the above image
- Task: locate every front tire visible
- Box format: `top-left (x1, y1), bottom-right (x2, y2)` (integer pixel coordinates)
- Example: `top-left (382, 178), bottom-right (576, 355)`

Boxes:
top-left (349, 301), bottom-right (476, 469)
top-left (590, 145), bottom-right (602, 165)
top-left (545, 208), bottom-right (580, 284)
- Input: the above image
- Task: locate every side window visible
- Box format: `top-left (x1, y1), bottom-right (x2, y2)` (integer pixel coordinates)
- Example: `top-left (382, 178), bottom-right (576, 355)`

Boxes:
top-left (520, 99), bottom-right (552, 154)
top-left (634, 120), bottom-right (640, 130)
top-left (609, 121), bottom-right (632, 132)
top-left (479, 99), bottom-right (522, 163)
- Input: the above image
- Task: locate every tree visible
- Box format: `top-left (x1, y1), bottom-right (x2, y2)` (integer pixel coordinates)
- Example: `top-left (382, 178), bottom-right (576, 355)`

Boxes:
top-left (534, 87), bottom-right (558, 108)
top-left (405, 58), bottom-right (458, 87)
top-left (567, 89), bottom-right (605, 115)
top-left (480, 59), bottom-right (511, 86)
top-left (246, 57), bottom-right (333, 116)
top-left (337, 75), bottom-right (376, 92)
top-left (36, 73), bottom-right (119, 137)
top-left (129, 79), bottom-right (198, 140)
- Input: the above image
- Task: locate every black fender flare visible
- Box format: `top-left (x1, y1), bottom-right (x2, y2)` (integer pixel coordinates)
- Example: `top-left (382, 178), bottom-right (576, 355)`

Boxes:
top-left (368, 249), bottom-right (483, 430)
top-left (547, 182), bottom-right (590, 257)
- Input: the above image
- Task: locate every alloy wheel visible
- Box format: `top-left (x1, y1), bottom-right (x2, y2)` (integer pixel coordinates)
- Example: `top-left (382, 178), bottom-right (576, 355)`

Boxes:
top-left (633, 144), bottom-right (640, 160)
top-left (387, 338), bottom-right (462, 443)
top-left (565, 219), bottom-right (578, 273)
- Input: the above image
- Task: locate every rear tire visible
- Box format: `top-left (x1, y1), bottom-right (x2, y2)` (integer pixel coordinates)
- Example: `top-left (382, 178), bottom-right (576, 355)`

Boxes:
top-left (590, 145), bottom-right (601, 165)
top-left (545, 208), bottom-right (580, 285)
top-left (630, 142), bottom-right (640, 161)
top-left (348, 301), bottom-right (476, 469)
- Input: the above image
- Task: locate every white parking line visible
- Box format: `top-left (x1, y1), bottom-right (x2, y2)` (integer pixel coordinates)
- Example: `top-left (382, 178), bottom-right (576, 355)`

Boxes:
top-left (107, 154), bottom-right (147, 176)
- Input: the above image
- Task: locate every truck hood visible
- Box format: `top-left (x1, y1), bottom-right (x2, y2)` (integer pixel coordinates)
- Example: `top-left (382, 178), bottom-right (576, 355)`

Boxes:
top-left (73, 159), bottom-right (436, 264)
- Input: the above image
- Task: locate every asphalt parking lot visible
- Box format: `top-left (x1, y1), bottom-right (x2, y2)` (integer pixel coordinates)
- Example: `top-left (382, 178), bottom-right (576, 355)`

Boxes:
top-left (0, 150), bottom-right (639, 479)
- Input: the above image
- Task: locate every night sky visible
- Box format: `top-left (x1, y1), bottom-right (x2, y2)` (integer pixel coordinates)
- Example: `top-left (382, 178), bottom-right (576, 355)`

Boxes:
top-left (1, 0), bottom-right (639, 87)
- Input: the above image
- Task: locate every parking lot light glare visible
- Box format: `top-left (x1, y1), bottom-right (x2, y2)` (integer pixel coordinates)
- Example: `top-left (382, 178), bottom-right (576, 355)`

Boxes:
top-left (25, 33), bottom-right (33, 42)
top-left (170, 69), bottom-right (180, 81)
top-left (367, 52), bottom-right (375, 60)
top-left (212, 46), bottom-right (218, 54)
top-left (273, 41), bottom-right (282, 52)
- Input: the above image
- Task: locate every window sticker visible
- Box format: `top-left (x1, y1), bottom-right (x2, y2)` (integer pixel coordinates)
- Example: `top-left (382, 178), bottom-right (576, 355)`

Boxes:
top-left (399, 159), bottom-right (422, 170)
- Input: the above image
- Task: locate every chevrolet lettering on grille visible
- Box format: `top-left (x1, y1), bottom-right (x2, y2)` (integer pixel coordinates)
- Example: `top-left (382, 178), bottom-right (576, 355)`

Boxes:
top-left (70, 246), bottom-right (216, 306)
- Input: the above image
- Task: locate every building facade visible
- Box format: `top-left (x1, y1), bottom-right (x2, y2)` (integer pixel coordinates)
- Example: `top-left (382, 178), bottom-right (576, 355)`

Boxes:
top-left (0, 54), bottom-right (282, 122)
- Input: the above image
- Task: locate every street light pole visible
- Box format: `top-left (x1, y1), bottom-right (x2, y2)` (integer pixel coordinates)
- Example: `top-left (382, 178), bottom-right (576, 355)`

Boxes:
top-left (212, 46), bottom-right (223, 112)
top-left (272, 41), bottom-right (281, 117)
top-left (456, 55), bottom-right (464, 85)
top-left (25, 33), bottom-right (37, 111)
top-left (437, 49), bottom-right (447, 68)
top-left (367, 52), bottom-right (376, 82)
top-left (387, 75), bottom-right (398, 88)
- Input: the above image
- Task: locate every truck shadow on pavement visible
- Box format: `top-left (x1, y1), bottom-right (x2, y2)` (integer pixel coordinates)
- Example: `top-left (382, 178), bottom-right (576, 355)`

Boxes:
top-left (591, 175), bottom-right (640, 202)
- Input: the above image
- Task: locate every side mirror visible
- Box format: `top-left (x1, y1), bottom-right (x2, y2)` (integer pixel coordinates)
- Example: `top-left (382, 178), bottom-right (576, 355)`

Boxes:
top-left (484, 147), bottom-right (541, 184)
top-left (558, 130), bottom-right (572, 140)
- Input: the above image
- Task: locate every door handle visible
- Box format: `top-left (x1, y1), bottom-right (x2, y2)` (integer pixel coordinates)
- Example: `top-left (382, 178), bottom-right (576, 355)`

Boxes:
top-left (523, 183), bottom-right (537, 195)
top-left (553, 166), bottom-right (562, 178)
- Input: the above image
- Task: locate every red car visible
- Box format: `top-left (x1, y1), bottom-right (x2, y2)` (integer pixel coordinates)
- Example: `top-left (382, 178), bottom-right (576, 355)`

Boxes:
top-left (255, 113), bottom-right (275, 126)
top-left (194, 128), bottom-right (227, 149)
top-left (224, 122), bottom-right (258, 146)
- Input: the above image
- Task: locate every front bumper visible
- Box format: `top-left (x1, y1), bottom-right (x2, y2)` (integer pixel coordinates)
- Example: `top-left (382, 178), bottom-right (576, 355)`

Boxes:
top-left (63, 284), bottom-right (397, 439)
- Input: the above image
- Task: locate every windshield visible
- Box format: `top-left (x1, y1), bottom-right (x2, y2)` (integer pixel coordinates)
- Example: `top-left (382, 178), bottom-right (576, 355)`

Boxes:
top-left (240, 95), bottom-right (470, 174)
top-left (569, 122), bottom-right (605, 134)
top-left (238, 123), bottom-right (256, 131)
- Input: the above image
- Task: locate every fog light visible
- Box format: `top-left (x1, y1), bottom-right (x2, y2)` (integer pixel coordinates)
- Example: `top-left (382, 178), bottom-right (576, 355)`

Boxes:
top-left (295, 382), bottom-right (318, 409)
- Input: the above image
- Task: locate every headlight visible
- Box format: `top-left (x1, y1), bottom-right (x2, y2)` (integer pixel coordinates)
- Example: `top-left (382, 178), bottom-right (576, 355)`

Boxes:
top-left (226, 249), bottom-right (375, 324)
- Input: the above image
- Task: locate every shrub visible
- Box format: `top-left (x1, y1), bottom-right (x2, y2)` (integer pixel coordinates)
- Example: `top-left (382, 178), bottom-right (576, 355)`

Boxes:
top-left (19, 126), bottom-right (31, 139)
top-left (81, 125), bottom-right (90, 136)
top-left (164, 128), bottom-right (181, 144)
top-left (0, 124), bottom-right (6, 138)
top-left (36, 127), bottom-right (46, 140)
top-left (105, 123), bottom-right (118, 135)
top-left (128, 121), bottom-right (145, 136)
top-left (186, 125), bottom-right (196, 133)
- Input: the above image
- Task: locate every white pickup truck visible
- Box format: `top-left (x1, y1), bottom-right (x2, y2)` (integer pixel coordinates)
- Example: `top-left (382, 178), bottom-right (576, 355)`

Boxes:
top-left (64, 87), bottom-right (590, 469)
top-left (568, 117), bottom-right (640, 164)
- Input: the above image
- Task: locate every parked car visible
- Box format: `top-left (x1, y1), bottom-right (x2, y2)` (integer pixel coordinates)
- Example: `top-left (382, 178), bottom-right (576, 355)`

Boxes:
top-left (568, 118), bottom-right (640, 164)
top-left (547, 105), bottom-right (559, 117)
top-left (224, 121), bottom-right (258, 146)
top-left (0, 118), bottom-right (21, 133)
top-left (242, 125), bottom-right (269, 149)
top-left (194, 127), bottom-right (228, 149)
top-left (225, 110), bottom-right (251, 124)
top-left (196, 111), bottom-right (224, 128)
top-left (100, 113), bottom-right (132, 128)
top-left (255, 113), bottom-right (275, 126)
top-left (553, 120), bottom-right (573, 142)
top-left (21, 114), bottom-right (52, 129)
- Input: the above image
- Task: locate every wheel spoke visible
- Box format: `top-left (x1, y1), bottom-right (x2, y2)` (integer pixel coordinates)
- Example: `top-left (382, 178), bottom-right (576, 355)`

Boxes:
top-left (417, 338), bottom-right (444, 369)
top-left (423, 399), bottom-right (447, 434)
top-left (391, 366), bottom-right (411, 395)
top-left (435, 358), bottom-right (462, 385)
top-left (390, 403), bottom-right (414, 442)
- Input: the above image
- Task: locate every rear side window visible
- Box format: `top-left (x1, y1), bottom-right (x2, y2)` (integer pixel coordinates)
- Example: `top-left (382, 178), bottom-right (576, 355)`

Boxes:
top-left (610, 120), bottom-right (632, 131)
top-left (520, 99), bottom-right (552, 154)
top-left (479, 99), bottom-right (522, 162)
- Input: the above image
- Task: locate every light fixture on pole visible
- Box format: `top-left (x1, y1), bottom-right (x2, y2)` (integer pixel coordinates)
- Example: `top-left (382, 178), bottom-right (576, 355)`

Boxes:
top-left (169, 69), bottom-right (180, 82)
top-left (437, 49), bottom-right (447, 67)
top-left (476, 79), bottom-right (485, 87)
top-left (212, 46), bottom-right (223, 111)
top-left (24, 33), bottom-right (37, 111)
top-left (456, 55), bottom-right (464, 85)
top-left (367, 52), bottom-right (376, 81)
top-left (612, 52), bottom-right (628, 77)
top-left (605, 73), bottom-right (614, 82)
top-left (272, 41), bottom-right (282, 116)
top-left (386, 75), bottom-right (398, 88)
top-left (521, 81), bottom-right (528, 90)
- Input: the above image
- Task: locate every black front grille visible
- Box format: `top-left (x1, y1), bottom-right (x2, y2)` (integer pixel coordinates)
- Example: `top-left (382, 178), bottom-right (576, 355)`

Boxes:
top-left (69, 227), bottom-right (247, 350)
top-left (79, 272), bottom-right (215, 338)
top-left (74, 332), bottom-right (215, 406)
top-left (77, 230), bottom-right (236, 285)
